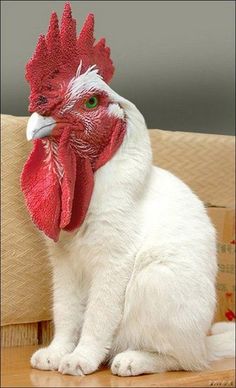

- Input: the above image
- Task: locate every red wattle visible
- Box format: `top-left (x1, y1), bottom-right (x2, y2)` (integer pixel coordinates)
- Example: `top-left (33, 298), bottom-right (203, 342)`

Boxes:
top-left (21, 118), bottom-right (126, 241)
top-left (94, 119), bottom-right (126, 170)
top-left (21, 136), bottom-right (94, 241)
top-left (21, 140), bottom-right (61, 241)
top-left (63, 157), bottom-right (94, 232)
top-left (58, 128), bottom-right (77, 229)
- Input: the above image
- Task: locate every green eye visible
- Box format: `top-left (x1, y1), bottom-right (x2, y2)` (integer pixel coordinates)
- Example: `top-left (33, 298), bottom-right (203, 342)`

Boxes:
top-left (85, 96), bottom-right (99, 109)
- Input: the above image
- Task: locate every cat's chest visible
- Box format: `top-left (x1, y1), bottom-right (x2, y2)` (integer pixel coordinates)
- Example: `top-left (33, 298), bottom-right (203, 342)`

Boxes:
top-left (47, 227), bottom-right (104, 280)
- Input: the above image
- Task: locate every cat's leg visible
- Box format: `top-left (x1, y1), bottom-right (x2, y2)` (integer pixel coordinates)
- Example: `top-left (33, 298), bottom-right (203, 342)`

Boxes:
top-left (111, 350), bottom-right (181, 376)
top-left (58, 256), bottom-right (132, 376)
top-left (110, 247), bottom-right (216, 376)
top-left (31, 259), bottom-right (85, 371)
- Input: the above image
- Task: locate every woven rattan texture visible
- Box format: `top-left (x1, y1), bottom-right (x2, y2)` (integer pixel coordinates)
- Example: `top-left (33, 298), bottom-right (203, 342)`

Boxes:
top-left (2, 115), bottom-right (52, 326)
top-left (150, 129), bottom-right (235, 208)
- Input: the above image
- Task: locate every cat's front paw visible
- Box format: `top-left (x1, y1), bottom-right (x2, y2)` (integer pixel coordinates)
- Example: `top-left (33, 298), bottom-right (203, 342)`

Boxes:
top-left (58, 349), bottom-right (99, 376)
top-left (111, 351), bottom-right (146, 376)
top-left (31, 344), bottom-right (74, 371)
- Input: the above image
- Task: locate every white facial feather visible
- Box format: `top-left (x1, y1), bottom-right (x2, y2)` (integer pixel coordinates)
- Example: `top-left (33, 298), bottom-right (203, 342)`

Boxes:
top-left (63, 65), bottom-right (104, 112)
top-left (63, 63), bottom-right (128, 115)
top-left (67, 65), bottom-right (102, 100)
top-left (107, 103), bottom-right (125, 119)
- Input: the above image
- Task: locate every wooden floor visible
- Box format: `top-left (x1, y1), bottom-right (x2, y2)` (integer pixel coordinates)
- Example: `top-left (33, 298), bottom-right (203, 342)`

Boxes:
top-left (1, 346), bottom-right (235, 387)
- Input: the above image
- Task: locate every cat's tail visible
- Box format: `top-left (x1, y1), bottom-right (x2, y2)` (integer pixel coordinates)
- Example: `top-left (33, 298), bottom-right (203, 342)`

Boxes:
top-left (207, 321), bottom-right (235, 361)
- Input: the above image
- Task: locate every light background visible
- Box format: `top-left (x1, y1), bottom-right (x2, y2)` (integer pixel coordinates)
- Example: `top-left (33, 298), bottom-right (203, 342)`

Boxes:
top-left (1, 1), bottom-right (235, 135)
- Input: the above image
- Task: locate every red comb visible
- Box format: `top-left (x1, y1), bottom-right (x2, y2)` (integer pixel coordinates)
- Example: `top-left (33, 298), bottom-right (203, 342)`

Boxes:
top-left (26, 2), bottom-right (114, 113)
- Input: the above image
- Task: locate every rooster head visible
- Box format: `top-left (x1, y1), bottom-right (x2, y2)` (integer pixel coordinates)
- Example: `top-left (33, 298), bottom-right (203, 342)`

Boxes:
top-left (21, 2), bottom-right (127, 242)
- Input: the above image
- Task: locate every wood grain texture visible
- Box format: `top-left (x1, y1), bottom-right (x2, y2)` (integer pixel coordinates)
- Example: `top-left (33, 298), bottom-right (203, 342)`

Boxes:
top-left (39, 321), bottom-right (54, 345)
top-left (1, 346), bottom-right (235, 387)
top-left (1, 321), bottom-right (54, 348)
top-left (1, 323), bottom-right (38, 347)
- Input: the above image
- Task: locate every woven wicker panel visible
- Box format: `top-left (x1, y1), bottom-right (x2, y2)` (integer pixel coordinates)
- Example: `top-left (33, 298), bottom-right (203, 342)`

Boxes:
top-left (1, 115), bottom-right (52, 326)
top-left (149, 129), bottom-right (235, 208)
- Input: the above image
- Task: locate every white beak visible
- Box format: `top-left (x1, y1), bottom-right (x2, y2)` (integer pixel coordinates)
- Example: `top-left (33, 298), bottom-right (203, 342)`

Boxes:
top-left (26, 112), bottom-right (56, 141)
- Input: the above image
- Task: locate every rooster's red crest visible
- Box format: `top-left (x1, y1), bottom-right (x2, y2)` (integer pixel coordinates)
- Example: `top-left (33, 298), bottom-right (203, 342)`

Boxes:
top-left (21, 2), bottom-right (126, 242)
top-left (26, 2), bottom-right (114, 113)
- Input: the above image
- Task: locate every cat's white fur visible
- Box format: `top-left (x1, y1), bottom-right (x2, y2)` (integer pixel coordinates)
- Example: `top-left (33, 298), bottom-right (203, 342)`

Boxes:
top-left (30, 78), bottom-right (235, 376)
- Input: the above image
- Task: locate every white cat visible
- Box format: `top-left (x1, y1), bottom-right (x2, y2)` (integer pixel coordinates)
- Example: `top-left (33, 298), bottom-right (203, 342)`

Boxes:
top-left (29, 82), bottom-right (235, 376)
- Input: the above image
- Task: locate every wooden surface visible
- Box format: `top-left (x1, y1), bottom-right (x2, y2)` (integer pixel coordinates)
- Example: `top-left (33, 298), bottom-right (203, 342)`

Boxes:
top-left (1, 346), bottom-right (235, 387)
